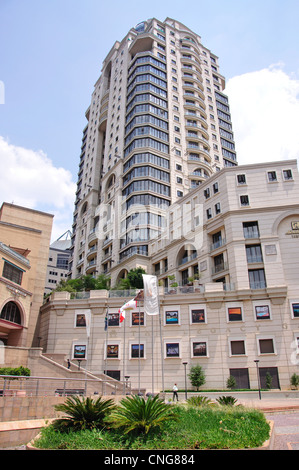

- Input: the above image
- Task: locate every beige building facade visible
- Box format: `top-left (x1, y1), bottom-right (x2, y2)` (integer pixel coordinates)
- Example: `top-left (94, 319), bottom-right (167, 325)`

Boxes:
top-left (40, 160), bottom-right (299, 392)
top-left (0, 203), bottom-right (53, 348)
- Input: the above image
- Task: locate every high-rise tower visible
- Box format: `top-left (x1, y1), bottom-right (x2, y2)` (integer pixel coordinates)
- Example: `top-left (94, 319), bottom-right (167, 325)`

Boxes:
top-left (69, 18), bottom-right (237, 285)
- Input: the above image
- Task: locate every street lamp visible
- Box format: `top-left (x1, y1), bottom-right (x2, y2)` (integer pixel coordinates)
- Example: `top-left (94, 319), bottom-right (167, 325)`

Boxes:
top-left (183, 362), bottom-right (188, 400)
top-left (254, 360), bottom-right (261, 400)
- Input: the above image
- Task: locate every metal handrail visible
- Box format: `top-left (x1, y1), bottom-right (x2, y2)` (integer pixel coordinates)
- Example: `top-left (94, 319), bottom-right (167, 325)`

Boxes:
top-left (0, 375), bottom-right (131, 397)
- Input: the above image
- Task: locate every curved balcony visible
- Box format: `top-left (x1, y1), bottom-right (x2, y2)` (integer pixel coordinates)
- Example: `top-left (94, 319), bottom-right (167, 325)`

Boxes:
top-left (85, 258), bottom-right (97, 274)
top-left (186, 133), bottom-right (211, 151)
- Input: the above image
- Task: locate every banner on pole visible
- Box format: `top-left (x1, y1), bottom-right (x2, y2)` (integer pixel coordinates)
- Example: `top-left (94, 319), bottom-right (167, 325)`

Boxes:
top-left (142, 274), bottom-right (159, 315)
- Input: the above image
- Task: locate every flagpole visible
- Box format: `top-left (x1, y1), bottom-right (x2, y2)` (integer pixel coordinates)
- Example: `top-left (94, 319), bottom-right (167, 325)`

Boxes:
top-left (123, 308), bottom-right (126, 395)
top-left (152, 315), bottom-right (154, 394)
top-left (158, 288), bottom-right (164, 394)
top-left (104, 306), bottom-right (109, 396)
top-left (138, 300), bottom-right (141, 394)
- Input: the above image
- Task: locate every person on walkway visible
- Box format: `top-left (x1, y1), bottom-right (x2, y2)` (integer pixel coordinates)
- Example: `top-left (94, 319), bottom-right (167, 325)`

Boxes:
top-left (172, 383), bottom-right (179, 401)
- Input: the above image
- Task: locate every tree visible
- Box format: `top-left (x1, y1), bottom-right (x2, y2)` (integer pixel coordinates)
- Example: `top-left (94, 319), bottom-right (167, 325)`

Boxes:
top-left (188, 365), bottom-right (206, 390)
top-left (226, 375), bottom-right (237, 390)
top-left (55, 274), bottom-right (110, 293)
top-left (127, 267), bottom-right (146, 289)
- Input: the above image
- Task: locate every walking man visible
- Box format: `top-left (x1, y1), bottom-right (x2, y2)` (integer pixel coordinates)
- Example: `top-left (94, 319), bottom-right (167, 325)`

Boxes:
top-left (172, 383), bottom-right (179, 401)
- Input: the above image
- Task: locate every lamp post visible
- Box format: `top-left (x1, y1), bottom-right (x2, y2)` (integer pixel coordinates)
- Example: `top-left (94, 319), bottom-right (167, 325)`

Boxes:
top-left (183, 362), bottom-right (188, 400)
top-left (125, 376), bottom-right (130, 395)
top-left (254, 360), bottom-right (261, 400)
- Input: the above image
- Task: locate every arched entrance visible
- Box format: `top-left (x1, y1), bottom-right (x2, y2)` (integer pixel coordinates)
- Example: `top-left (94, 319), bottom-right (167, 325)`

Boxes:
top-left (0, 300), bottom-right (24, 346)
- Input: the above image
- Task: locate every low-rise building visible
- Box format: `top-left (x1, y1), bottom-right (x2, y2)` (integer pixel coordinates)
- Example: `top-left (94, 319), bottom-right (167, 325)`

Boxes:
top-left (39, 160), bottom-right (299, 392)
top-left (0, 203), bottom-right (53, 348)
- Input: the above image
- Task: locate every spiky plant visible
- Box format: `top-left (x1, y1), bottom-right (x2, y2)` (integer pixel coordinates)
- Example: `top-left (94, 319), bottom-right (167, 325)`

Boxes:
top-left (216, 396), bottom-right (238, 406)
top-left (53, 395), bottom-right (116, 432)
top-left (186, 395), bottom-right (213, 407)
top-left (108, 394), bottom-right (177, 435)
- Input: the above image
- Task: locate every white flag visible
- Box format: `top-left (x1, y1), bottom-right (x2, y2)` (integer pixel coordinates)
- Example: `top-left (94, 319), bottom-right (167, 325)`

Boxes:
top-left (142, 274), bottom-right (159, 315)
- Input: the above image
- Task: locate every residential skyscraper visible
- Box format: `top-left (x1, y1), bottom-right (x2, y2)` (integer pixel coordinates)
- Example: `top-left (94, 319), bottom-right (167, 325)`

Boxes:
top-left (69, 18), bottom-right (237, 285)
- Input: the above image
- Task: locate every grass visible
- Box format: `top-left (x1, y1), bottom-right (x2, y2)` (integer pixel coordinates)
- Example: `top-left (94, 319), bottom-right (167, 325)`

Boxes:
top-left (34, 404), bottom-right (270, 450)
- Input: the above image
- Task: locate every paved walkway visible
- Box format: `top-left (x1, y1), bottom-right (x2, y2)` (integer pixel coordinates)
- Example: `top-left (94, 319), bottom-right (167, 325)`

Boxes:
top-left (265, 412), bottom-right (299, 450)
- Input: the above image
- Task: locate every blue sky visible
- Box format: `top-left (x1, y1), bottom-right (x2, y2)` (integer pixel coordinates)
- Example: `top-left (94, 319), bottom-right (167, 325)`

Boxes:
top-left (1, 0), bottom-right (299, 240)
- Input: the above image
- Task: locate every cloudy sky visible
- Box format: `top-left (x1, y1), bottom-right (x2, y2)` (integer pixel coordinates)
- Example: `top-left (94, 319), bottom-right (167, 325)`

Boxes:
top-left (0, 0), bottom-right (299, 241)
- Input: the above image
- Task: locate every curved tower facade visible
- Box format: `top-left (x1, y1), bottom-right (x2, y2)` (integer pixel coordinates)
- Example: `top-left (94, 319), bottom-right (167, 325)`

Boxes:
top-left (69, 18), bottom-right (237, 285)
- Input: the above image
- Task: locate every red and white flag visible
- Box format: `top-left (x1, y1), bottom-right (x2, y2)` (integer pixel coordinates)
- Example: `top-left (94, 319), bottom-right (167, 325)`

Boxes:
top-left (119, 298), bottom-right (137, 323)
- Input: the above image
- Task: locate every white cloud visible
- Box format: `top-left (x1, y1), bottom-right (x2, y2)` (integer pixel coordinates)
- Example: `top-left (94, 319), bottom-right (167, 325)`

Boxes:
top-left (225, 64), bottom-right (299, 166)
top-left (0, 136), bottom-right (76, 241)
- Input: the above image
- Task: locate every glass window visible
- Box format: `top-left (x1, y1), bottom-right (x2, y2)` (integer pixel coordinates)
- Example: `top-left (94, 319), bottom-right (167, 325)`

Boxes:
top-left (259, 339), bottom-right (274, 354)
top-left (243, 221), bottom-right (259, 239)
top-left (249, 269), bottom-right (266, 289)
top-left (131, 344), bottom-right (144, 358)
top-left (230, 341), bottom-right (245, 355)
top-left (2, 261), bottom-right (23, 285)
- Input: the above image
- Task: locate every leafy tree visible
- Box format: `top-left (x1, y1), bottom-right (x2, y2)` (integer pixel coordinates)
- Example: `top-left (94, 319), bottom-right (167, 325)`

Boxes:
top-left (188, 365), bottom-right (206, 390)
top-left (127, 267), bottom-right (146, 289)
top-left (55, 274), bottom-right (110, 293)
top-left (107, 394), bottom-right (176, 435)
top-left (53, 395), bottom-right (116, 432)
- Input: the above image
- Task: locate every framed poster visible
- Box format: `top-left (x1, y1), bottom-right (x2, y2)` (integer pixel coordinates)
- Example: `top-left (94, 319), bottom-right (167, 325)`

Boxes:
top-left (228, 307), bottom-right (242, 322)
top-left (166, 342), bottom-right (180, 358)
top-left (165, 310), bottom-right (179, 325)
top-left (131, 311), bottom-right (144, 326)
top-left (75, 313), bottom-right (86, 327)
top-left (73, 344), bottom-right (87, 360)
top-left (106, 344), bottom-right (119, 359)
top-left (292, 303), bottom-right (299, 318)
top-left (191, 308), bottom-right (205, 323)
top-left (255, 305), bottom-right (270, 320)
top-left (192, 341), bottom-right (207, 357)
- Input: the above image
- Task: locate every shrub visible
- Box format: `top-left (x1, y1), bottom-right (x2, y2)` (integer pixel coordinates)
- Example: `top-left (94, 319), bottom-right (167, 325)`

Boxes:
top-left (0, 366), bottom-right (30, 376)
top-left (107, 394), bottom-right (177, 435)
top-left (290, 373), bottom-right (299, 389)
top-left (216, 396), bottom-right (238, 406)
top-left (187, 395), bottom-right (213, 407)
top-left (226, 375), bottom-right (237, 389)
top-left (53, 395), bottom-right (116, 432)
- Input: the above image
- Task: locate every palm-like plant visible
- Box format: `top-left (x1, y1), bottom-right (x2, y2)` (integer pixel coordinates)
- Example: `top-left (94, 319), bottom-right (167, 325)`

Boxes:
top-left (53, 395), bottom-right (116, 432)
top-left (108, 394), bottom-right (176, 435)
top-left (187, 395), bottom-right (213, 407)
top-left (216, 396), bottom-right (238, 406)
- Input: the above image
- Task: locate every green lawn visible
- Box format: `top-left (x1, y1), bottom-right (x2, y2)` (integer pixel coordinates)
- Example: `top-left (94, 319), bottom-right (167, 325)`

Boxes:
top-left (34, 405), bottom-right (270, 450)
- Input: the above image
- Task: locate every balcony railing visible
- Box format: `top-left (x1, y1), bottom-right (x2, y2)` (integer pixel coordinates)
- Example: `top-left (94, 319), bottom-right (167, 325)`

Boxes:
top-left (212, 261), bottom-right (228, 275)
